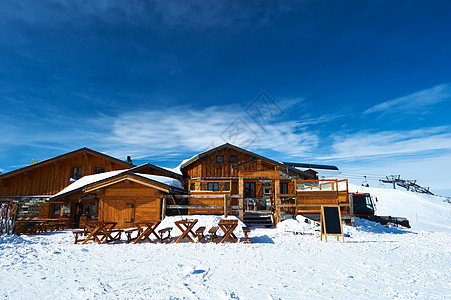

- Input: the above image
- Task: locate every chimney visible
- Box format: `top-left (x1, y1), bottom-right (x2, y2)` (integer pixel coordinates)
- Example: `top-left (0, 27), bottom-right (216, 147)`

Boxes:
top-left (126, 156), bottom-right (133, 164)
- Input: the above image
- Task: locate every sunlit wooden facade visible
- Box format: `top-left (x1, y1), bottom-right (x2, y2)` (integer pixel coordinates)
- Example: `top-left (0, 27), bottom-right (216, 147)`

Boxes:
top-left (0, 148), bottom-right (133, 197)
top-left (48, 171), bottom-right (184, 228)
top-left (178, 143), bottom-right (351, 225)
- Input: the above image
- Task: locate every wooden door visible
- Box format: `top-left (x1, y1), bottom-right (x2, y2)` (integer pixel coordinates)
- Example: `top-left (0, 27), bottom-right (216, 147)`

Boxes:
top-left (125, 202), bottom-right (135, 225)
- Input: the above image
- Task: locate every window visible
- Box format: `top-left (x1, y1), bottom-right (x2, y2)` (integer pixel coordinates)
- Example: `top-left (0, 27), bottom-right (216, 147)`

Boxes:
top-left (230, 155), bottom-right (237, 163)
top-left (207, 182), bottom-right (219, 191)
top-left (72, 167), bottom-right (82, 180)
top-left (216, 155), bottom-right (224, 163)
top-left (95, 167), bottom-right (105, 174)
top-left (223, 182), bottom-right (230, 191)
top-left (190, 182), bottom-right (196, 191)
top-left (244, 182), bottom-right (256, 198)
top-left (280, 183), bottom-right (288, 194)
top-left (53, 204), bottom-right (61, 216)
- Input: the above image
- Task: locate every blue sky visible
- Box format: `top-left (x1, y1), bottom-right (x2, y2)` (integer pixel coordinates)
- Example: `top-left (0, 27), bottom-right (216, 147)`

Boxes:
top-left (1, 1), bottom-right (451, 196)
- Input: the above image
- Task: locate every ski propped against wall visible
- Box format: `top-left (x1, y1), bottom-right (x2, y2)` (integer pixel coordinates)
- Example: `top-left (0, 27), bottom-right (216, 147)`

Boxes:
top-left (0, 201), bottom-right (19, 235)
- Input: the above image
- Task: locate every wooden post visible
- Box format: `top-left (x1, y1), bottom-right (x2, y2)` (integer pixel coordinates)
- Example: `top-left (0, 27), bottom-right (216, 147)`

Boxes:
top-left (275, 178), bottom-right (280, 225)
top-left (238, 176), bottom-right (244, 221)
top-left (223, 195), bottom-right (228, 218)
top-left (161, 195), bottom-right (167, 220)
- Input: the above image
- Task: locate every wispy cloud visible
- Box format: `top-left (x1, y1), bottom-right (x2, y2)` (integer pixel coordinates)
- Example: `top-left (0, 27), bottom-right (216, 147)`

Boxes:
top-left (364, 83), bottom-right (451, 115)
top-left (0, 1), bottom-right (297, 31)
top-left (94, 103), bottom-right (320, 161)
top-left (322, 126), bottom-right (451, 161)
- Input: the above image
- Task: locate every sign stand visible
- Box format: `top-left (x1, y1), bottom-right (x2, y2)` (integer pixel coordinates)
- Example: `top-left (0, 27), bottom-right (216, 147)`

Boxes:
top-left (320, 205), bottom-right (344, 243)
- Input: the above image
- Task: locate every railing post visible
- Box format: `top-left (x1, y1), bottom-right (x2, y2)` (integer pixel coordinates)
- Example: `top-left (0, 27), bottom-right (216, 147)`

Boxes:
top-left (238, 176), bottom-right (244, 221)
top-left (161, 195), bottom-right (167, 220)
top-left (224, 194), bottom-right (228, 218)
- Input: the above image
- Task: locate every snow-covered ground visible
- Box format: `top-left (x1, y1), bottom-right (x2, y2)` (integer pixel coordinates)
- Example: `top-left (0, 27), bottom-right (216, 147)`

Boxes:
top-left (1, 187), bottom-right (451, 299)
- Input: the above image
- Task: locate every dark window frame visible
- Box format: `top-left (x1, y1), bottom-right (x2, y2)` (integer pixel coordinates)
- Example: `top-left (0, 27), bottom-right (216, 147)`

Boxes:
top-left (207, 182), bottom-right (220, 191)
top-left (216, 155), bottom-right (224, 163)
top-left (53, 204), bottom-right (62, 216)
top-left (72, 167), bottom-right (82, 180)
top-left (230, 155), bottom-right (237, 163)
top-left (280, 182), bottom-right (289, 194)
top-left (244, 182), bottom-right (256, 198)
top-left (95, 167), bottom-right (105, 174)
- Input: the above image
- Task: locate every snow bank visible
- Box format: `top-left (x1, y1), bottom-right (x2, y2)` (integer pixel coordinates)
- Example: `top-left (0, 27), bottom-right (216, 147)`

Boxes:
top-left (1, 224), bottom-right (450, 299)
top-left (349, 184), bottom-right (451, 232)
top-left (276, 215), bottom-right (319, 234)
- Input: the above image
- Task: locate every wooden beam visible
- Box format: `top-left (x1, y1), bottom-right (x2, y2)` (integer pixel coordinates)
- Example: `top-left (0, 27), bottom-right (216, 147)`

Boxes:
top-left (275, 178), bottom-right (280, 226)
top-left (277, 203), bottom-right (350, 208)
top-left (224, 194), bottom-right (228, 218)
top-left (85, 176), bottom-right (169, 194)
top-left (238, 176), bottom-right (244, 220)
top-left (161, 195), bottom-right (167, 220)
top-left (172, 194), bottom-right (243, 199)
top-left (166, 205), bottom-right (243, 209)
top-left (238, 170), bottom-right (280, 179)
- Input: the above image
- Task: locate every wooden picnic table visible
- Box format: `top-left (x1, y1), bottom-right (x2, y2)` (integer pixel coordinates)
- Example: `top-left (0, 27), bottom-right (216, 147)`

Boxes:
top-left (174, 219), bottom-right (198, 243)
top-left (81, 221), bottom-right (121, 244)
top-left (218, 219), bottom-right (238, 243)
top-left (133, 220), bottom-right (162, 244)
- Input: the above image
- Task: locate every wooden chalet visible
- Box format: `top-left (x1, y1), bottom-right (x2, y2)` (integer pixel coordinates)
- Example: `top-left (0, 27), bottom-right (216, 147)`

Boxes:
top-left (49, 170), bottom-right (184, 229)
top-left (1, 144), bottom-right (351, 228)
top-left (0, 147), bottom-right (134, 197)
top-left (172, 143), bottom-right (352, 225)
top-left (0, 148), bottom-right (134, 218)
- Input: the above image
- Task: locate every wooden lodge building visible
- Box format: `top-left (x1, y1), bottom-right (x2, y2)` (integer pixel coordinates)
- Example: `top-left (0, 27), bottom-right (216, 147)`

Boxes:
top-left (0, 143), bottom-right (352, 228)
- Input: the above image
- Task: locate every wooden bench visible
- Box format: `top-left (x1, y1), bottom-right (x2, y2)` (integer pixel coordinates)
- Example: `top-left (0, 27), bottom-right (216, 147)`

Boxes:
top-left (158, 227), bottom-right (173, 243)
top-left (208, 226), bottom-right (219, 242)
top-left (195, 226), bottom-right (206, 243)
top-left (72, 230), bottom-right (87, 244)
top-left (102, 229), bottom-right (123, 243)
top-left (242, 226), bottom-right (251, 244)
top-left (124, 228), bottom-right (141, 244)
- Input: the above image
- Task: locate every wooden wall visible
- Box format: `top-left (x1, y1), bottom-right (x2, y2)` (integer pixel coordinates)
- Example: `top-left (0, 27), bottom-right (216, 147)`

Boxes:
top-left (0, 151), bottom-right (130, 197)
top-left (99, 181), bottom-right (162, 228)
top-left (295, 191), bottom-right (350, 213)
top-left (182, 148), bottom-right (279, 179)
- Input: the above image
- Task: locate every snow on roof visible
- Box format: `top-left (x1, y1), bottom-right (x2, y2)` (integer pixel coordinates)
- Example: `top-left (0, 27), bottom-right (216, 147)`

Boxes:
top-left (174, 154), bottom-right (197, 173)
top-left (134, 173), bottom-right (183, 190)
top-left (160, 165), bottom-right (183, 176)
top-left (51, 170), bottom-right (129, 199)
top-left (51, 170), bottom-right (184, 199)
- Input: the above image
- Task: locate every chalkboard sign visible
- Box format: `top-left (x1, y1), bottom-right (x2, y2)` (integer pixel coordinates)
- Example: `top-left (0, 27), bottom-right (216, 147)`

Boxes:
top-left (320, 205), bottom-right (344, 242)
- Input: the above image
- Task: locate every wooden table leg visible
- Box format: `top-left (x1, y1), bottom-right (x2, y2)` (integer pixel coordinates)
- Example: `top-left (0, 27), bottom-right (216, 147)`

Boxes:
top-left (82, 226), bottom-right (102, 244)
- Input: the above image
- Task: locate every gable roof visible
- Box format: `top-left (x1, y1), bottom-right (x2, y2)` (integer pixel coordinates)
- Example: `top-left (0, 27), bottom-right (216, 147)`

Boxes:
top-left (180, 143), bottom-right (314, 179)
top-left (282, 162), bottom-right (339, 171)
top-left (50, 170), bottom-right (184, 200)
top-left (0, 148), bottom-right (134, 180)
top-left (129, 163), bottom-right (183, 181)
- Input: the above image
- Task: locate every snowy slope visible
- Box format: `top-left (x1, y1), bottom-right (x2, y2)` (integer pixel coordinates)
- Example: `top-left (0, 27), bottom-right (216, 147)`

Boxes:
top-left (1, 218), bottom-right (450, 299)
top-left (349, 184), bottom-right (451, 232)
